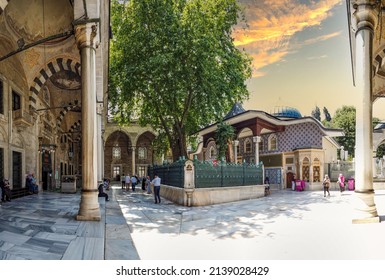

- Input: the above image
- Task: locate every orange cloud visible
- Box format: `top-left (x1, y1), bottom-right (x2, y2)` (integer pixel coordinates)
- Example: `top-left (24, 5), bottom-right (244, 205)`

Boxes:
top-left (235, 0), bottom-right (343, 77)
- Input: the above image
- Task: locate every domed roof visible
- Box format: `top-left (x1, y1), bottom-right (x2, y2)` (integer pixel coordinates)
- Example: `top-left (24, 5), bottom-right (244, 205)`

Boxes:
top-left (374, 121), bottom-right (385, 130)
top-left (272, 106), bottom-right (302, 119)
top-left (224, 102), bottom-right (246, 120)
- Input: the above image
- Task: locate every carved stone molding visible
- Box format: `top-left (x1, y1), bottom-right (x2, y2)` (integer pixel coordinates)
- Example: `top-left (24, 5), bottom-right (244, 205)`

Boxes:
top-left (74, 23), bottom-right (98, 50)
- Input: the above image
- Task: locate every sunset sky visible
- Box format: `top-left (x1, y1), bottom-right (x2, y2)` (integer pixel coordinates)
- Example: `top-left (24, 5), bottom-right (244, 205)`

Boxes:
top-left (235, 0), bottom-right (385, 120)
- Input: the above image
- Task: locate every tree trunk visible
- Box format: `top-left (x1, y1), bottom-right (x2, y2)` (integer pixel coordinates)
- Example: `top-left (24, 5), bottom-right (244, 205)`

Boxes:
top-left (170, 127), bottom-right (188, 161)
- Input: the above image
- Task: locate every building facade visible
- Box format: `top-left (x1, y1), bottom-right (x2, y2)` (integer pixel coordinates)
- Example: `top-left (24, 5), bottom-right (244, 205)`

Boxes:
top-left (0, 0), bottom-right (110, 220)
top-left (193, 104), bottom-right (344, 190)
top-left (103, 121), bottom-right (159, 180)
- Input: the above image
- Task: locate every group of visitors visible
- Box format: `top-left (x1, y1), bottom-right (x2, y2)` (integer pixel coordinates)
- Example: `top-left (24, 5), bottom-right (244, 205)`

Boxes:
top-left (120, 174), bottom-right (141, 191)
top-left (323, 173), bottom-right (347, 197)
top-left (0, 172), bottom-right (39, 204)
top-left (120, 174), bottom-right (154, 194)
top-left (26, 173), bottom-right (39, 194)
top-left (100, 174), bottom-right (161, 204)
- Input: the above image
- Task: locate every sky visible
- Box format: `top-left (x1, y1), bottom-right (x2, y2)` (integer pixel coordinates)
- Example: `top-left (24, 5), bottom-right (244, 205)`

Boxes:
top-left (233, 0), bottom-right (385, 120)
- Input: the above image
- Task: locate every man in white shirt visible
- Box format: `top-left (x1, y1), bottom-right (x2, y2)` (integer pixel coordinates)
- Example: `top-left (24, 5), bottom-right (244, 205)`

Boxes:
top-left (151, 174), bottom-right (161, 204)
top-left (125, 174), bottom-right (131, 191)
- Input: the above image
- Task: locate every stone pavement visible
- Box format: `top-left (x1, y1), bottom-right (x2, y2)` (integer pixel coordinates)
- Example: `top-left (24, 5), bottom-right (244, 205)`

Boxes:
top-left (1, 183), bottom-right (385, 260)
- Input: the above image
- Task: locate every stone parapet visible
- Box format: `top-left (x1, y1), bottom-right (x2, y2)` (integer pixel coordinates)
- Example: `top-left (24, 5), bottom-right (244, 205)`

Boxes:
top-left (158, 184), bottom-right (265, 207)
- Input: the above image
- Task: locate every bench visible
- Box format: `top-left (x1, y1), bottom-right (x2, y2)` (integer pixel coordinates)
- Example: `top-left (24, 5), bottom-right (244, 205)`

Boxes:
top-left (11, 188), bottom-right (31, 199)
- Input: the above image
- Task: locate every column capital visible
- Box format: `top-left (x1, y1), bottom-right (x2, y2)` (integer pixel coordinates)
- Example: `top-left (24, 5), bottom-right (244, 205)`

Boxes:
top-left (351, 0), bottom-right (380, 33)
top-left (74, 22), bottom-right (99, 49)
top-left (253, 136), bottom-right (261, 143)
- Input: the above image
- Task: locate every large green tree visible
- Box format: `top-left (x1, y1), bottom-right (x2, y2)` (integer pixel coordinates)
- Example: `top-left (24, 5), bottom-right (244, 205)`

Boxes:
top-left (109, 0), bottom-right (252, 160)
top-left (331, 106), bottom-right (356, 158)
top-left (330, 106), bottom-right (381, 159)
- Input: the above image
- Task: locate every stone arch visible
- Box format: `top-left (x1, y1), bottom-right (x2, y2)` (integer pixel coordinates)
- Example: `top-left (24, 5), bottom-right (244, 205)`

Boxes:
top-left (29, 57), bottom-right (81, 111)
top-left (13, 135), bottom-right (25, 148)
top-left (268, 133), bottom-right (278, 151)
top-left (56, 100), bottom-right (81, 128)
top-left (237, 127), bottom-right (253, 139)
top-left (65, 120), bottom-right (81, 142)
top-left (104, 129), bottom-right (133, 146)
top-left (104, 130), bottom-right (133, 179)
top-left (205, 140), bottom-right (217, 160)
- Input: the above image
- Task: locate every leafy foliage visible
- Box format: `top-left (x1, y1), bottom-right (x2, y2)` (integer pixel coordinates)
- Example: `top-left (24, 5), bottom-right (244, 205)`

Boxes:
top-left (330, 106), bottom-right (356, 158)
top-left (215, 121), bottom-right (235, 161)
top-left (109, 0), bottom-right (252, 160)
top-left (311, 106), bottom-right (321, 121)
top-left (323, 106), bottom-right (331, 122)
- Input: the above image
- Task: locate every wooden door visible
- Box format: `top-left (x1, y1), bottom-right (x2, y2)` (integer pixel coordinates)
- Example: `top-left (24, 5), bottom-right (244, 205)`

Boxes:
top-left (286, 172), bottom-right (294, 188)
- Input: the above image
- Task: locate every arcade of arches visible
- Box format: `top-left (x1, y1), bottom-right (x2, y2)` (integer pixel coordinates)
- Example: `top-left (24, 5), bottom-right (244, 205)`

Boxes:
top-left (103, 123), bottom-right (159, 181)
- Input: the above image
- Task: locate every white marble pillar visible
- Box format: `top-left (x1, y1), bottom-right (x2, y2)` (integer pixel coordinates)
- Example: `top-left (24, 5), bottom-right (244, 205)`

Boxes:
top-left (75, 22), bottom-right (101, 221)
top-left (253, 136), bottom-right (261, 165)
top-left (351, 0), bottom-right (379, 223)
top-left (97, 104), bottom-right (104, 182)
top-left (132, 147), bottom-right (136, 175)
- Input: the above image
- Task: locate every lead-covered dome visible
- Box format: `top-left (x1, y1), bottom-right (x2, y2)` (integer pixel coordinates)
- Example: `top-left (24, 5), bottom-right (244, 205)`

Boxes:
top-left (272, 106), bottom-right (302, 119)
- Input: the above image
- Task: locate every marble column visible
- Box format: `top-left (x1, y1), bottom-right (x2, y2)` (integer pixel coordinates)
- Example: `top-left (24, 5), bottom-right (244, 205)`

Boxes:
top-left (253, 136), bottom-right (261, 165)
top-left (132, 147), bottom-right (136, 175)
top-left (351, 0), bottom-right (379, 223)
top-left (75, 22), bottom-right (101, 221)
top-left (97, 104), bottom-right (104, 182)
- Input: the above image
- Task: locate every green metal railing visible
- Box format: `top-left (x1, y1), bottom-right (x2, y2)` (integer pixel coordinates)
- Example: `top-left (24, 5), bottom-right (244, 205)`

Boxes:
top-left (149, 158), bottom-right (263, 188)
top-left (194, 160), bottom-right (263, 188)
top-left (148, 158), bottom-right (185, 187)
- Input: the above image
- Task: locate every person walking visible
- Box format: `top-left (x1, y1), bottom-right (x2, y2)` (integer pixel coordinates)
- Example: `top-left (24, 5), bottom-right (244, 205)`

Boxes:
top-left (131, 174), bottom-right (138, 192)
top-left (145, 175), bottom-right (152, 194)
top-left (323, 174), bottom-right (331, 197)
top-left (121, 174), bottom-right (125, 189)
top-left (141, 177), bottom-right (146, 192)
top-left (125, 174), bottom-right (131, 191)
top-left (151, 174), bottom-right (161, 204)
top-left (337, 173), bottom-right (345, 193)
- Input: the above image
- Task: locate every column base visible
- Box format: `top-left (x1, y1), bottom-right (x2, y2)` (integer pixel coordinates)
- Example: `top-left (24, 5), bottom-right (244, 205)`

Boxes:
top-left (76, 214), bottom-right (101, 221)
top-left (351, 190), bottom-right (380, 224)
top-left (352, 216), bottom-right (380, 224)
top-left (76, 190), bottom-right (101, 221)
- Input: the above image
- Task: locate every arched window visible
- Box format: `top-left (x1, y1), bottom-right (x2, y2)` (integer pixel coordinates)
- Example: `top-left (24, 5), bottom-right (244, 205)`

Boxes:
top-left (138, 147), bottom-right (147, 159)
top-left (313, 158), bottom-right (320, 182)
top-left (209, 146), bottom-right (216, 159)
top-left (112, 145), bottom-right (121, 159)
top-left (244, 138), bottom-right (252, 153)
top-left (268, 134), bottom-right (277, 151)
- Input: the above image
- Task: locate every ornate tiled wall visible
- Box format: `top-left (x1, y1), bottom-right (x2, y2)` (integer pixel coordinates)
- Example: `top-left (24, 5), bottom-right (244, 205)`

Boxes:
top-left (261, 122), bottom-right (323, 154)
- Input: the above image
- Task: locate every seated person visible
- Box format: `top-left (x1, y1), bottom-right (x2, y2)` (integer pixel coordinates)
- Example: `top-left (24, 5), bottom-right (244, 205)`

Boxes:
top-left (98, 183), bottom-right (109, 201)
top-left (264, 177), bottom-right (270, 195)
top-left (103, 178), bottom-right (110, 191)
top-left (1, 179), bottom-right (12, 202)
top-left (26, 174), bottom-right (38, 194)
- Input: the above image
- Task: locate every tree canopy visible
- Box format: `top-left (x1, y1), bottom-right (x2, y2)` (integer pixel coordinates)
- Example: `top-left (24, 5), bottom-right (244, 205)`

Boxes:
top-left (311, 106), bottom-right (321, 121)
top-left (330, 106), bottom-right (356, 158)
top-left (109, 0), bottom-right (252, 160)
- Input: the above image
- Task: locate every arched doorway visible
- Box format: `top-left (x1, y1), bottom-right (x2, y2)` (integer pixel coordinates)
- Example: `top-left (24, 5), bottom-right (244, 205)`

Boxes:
top-left (286, 172), bottom-right (295, 189)
top-left (104, 131), bottom-right (132, 180)
top-left (136, 131), bottom-right (156, 177)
